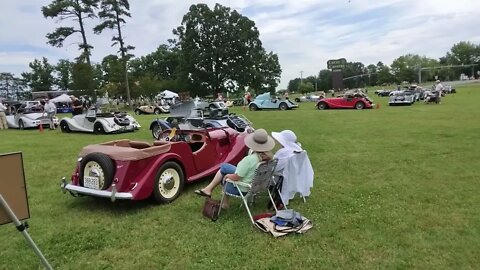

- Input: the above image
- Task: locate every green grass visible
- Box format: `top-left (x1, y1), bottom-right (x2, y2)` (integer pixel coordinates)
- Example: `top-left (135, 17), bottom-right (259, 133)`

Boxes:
top-left (1, 85), bottom-right (479, 269)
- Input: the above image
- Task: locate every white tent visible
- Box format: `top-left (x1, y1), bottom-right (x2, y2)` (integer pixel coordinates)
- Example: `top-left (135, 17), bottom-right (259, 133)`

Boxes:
top-left (157, 90), bottom-right (179, 99)
top-left (50, 94), bottom-right (72, 103)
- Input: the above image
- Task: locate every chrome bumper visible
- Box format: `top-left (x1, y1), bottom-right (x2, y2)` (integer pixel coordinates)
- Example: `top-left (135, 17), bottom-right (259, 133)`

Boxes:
top-left (60, 177), bottom-right (133, 202)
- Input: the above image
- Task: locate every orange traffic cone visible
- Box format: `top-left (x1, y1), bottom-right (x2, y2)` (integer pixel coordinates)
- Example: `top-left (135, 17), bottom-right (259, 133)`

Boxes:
top-left (38, 124), bottom-right (44, 133)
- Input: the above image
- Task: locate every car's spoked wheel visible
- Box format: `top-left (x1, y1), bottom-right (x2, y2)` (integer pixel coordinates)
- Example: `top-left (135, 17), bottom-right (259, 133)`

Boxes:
top-left (79, 153), bottom-right (114, 190)
top-left (83, 161), bottom-right (106, 190)
top-left (154, 109), bottom-right (160, 114)
top-left (60, 120), bottom-right (71, 133)
top-left (355, 102), bottom-right (365, 110)
top-left (317, 102), bottom-right (328, 110)
top-left (249, 104), bottom-right (258, 111)
top-left (135, 109), bottom-right (141, 115)
top-left (151, 123), bottom-right (162, 140)
top-left (94, 123), bottom-right (106, 134)
top-left (153, 161), bottom-right (184, 203)
top-left (279, 103), bottom-right (287, 110)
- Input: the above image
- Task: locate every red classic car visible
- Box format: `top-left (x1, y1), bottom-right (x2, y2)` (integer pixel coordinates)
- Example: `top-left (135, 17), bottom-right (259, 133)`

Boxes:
top-left (316, 93), bottom-right (374, 110)
top-left (61, 127), bottom-right (248, 203)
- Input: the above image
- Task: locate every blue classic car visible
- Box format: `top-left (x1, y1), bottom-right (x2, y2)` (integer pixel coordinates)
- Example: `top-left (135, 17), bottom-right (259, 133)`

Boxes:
top-left (248, 93), bottom-right (298, 111)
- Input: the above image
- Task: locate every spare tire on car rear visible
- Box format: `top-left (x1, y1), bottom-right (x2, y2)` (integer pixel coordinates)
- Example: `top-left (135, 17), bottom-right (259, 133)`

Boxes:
top-left (79, 152), bottom-right (115, 190)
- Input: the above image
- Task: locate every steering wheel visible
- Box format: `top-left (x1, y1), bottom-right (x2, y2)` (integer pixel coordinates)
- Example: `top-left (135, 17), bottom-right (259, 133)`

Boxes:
top-left (158, 128), bottom-right (190, 142)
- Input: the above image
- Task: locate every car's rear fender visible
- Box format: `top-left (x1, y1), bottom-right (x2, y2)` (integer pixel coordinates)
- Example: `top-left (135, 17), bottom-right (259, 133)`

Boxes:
top-left (122, 151), bottom-right (192, 200)
top-left (149, 119), bottom-right (171, 130)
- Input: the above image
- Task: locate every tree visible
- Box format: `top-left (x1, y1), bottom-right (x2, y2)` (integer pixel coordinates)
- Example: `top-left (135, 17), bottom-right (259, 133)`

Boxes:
top-left (129, 44), bottom-right (180, 80)
top-left (317, 69), bottom-right (332, 91)
top-left (55, 59), bottom-right (73, 90)
top-left (297, 82), bottom-right (314, 94)
top-left (376, 65), bottom-right (394, 85)
top-left (391, 54), bottom-right (438, 83)
top-left (287, 78), bottom-right (301, 93)
top-left (42, 0), bottom-right (99, 65)
top-left (21, 57), bottom-right (55, 91)
top-left (94, 0), bottom-right (135, 106)
top-left (174, 4), bottom-right (281, 97)
top-left (70, 61), bottom-right (98, 96)
top-left (0, 73), bottom-right (28, 100)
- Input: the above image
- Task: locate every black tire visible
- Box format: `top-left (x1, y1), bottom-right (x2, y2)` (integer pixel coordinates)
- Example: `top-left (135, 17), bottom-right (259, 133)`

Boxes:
top-left (134, 109), bottom-right (142, 115)
top-left (355, 102), bottom-right (365, 110)
top-left (154, 108), bottom-right (161, 115)
top-left (18, 119), bottom-right (25, 130)
top-left (249, 104), bottom-right (258, 111)
top-left (295, 98), bottom-right (300, 102)
top-left (152, 161), bottom-right (185, 203)
top-left (151, 122), bottom-right (163, 140)
top-left (279, 102), bottom-right (288, 110)
top-left (60, 120), bottom-right (71, 133)
top-left (317, 102), bottom-right (328, 110)
top-left (79, 152), bottom-right (115, 190)
top-left (94, 122), bottom-right (106, 134)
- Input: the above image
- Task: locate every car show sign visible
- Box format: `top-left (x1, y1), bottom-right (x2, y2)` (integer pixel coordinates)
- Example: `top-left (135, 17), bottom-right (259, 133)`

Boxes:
top-left (0, 152), bottom-right (29, 225)
top-left (327, 58), bottom-right (347, 70)
top-left (327, 58), bottom-right (347, 90)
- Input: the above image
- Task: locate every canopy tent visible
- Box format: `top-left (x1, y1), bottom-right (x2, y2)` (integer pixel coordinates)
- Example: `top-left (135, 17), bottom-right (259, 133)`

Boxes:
top-left (50, 94), bottom-right (72, 103)
top-left (157, 90), bottom-right (179, 99)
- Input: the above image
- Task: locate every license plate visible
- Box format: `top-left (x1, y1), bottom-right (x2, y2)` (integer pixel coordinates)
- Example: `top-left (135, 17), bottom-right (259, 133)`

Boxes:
top-left (83, 176), bottom-right (99, 189)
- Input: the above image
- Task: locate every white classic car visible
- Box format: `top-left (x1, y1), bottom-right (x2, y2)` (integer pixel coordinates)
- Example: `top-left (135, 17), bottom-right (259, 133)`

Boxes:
top-left (6, 107), bottom-right (59, 129)
top-left (59, 108), bottom-right (141, 134)
top-left (134, 105), bottom-right (170, 115)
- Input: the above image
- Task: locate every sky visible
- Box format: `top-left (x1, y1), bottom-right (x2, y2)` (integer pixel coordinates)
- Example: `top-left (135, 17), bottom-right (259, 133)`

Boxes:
top-left (1, 0), bottom-right (480, 89)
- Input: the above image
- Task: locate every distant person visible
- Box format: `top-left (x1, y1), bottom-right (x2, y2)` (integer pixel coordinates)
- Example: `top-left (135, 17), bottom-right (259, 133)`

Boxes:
top-left (0, 101), bottom-right (8, 130)
top-left (245, 91), bottom-right (252, 105)
top-left (70, 95), bottom-right (83, 115)
top-left (43, 98), bottom-right (57, 130)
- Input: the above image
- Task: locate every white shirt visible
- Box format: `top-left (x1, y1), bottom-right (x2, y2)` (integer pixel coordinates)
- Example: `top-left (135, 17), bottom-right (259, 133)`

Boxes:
top-left (44, 101), bottom-right (56, 113)
top-left (435, 83), bottom-right (443, 92)
top-left (0, 103), bottom-right (6, 112)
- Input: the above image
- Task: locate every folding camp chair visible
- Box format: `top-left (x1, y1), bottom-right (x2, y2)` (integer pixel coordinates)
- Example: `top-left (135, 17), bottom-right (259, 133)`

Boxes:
top-left (218, 159), bottom-right (284, 224)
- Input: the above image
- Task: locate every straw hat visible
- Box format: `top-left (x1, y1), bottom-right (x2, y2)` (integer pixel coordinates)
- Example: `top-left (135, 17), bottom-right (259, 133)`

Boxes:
top-left (271, 130), bottom-right (303, 152)
top-left (245, 129), bottom-right (275, 152)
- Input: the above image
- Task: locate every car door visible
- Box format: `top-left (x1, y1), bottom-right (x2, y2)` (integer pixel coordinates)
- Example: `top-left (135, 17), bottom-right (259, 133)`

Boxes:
top-left (191, 132), bottom-right (219, 173)
top-left (84, 109), bottom-right (96, 130)
top-left (340, 96), bottom-right (356, 108)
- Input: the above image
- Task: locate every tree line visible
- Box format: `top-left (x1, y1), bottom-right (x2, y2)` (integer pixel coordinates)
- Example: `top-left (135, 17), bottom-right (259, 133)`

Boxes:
top-left (0, 2), bottom-right (281, 103)
top-left (289, 41), bottom-right (480, 94)
top-left (1, 2), bottom-right (479, 100)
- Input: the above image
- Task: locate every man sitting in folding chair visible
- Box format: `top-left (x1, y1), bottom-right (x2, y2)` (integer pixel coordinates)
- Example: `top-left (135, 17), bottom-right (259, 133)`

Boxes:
top-left (271, 130), bottom-right (314, 206)
top-left (194, 129), bottom-right (276, 212)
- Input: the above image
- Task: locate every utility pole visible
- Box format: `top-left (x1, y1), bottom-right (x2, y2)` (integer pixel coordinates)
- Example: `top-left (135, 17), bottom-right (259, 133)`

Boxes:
top-left (418, 66), bottom-right (422, 84)
top-left (300, 71), bottom-right (304, 84)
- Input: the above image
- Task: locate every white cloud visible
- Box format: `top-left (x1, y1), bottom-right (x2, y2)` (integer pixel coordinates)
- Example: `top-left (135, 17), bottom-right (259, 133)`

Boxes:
top-left (0, 0), bottom-right (479, 89)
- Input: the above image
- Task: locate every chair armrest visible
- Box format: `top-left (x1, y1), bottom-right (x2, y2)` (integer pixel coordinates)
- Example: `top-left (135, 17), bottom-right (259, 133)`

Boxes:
top-left (225, 178), bottom-right (251, 188)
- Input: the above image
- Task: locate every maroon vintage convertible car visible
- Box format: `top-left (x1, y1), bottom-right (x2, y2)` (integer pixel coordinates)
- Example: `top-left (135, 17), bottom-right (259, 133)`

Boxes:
top-left (316, 93), bottom-right (374, 110)
top-left (61, 127), bottom-right (248, 203)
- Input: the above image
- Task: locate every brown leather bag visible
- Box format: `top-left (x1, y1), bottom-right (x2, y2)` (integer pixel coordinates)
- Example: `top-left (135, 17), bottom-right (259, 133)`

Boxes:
top-left (202, 198), bottom-right (220, 221)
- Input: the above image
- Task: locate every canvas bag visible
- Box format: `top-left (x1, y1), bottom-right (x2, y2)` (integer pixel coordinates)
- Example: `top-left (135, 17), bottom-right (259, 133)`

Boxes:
top-left (202, 198), bottom-right (220, 221)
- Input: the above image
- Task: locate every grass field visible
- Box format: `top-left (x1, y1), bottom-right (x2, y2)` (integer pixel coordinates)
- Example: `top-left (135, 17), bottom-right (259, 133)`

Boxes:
top-left (1, 84), bottom-right (479, 269)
